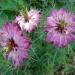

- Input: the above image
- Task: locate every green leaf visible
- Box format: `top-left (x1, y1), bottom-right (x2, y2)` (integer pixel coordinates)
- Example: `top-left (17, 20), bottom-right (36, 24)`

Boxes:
top-left (0, 0), bottom-right (18, 10)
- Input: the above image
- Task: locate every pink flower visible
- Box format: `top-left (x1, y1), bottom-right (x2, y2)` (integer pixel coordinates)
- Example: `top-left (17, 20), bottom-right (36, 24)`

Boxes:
top-left (0, 22), bottom-right (30, 68)
top-left (45, 9), bottom-right (75, 47)
top-left (15, 9), bottom-right (41, 32)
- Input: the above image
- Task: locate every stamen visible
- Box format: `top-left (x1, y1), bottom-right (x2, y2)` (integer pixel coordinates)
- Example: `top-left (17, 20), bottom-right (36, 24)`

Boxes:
top-left (56, 20), bottom-right (67, 33)
top-left (4, 47), bottom-right (9, 52)
top-left (21, 10), bottom-right (29, 22)
top-left (59, 20), bottom-right (67, 29)
top-left (5, 39), bottom-right (17, 52)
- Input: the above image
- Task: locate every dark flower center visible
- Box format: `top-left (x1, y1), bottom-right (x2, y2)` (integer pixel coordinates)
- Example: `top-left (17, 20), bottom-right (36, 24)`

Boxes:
top-left (56, 20), bottom-right (67, 33)
top-left (24, 14), bottom-right (29, 22)
top-left (21, 10), bottom-right (29, 22)
top-left (6, 39), bottom-right (17, 52)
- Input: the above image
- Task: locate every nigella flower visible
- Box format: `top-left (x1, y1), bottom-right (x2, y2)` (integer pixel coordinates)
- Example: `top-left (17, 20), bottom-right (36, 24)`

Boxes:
top-left (45, 9), bottom-right (75, 47)
top-left (15, 9), bottom-right (41, 32)
top-left (0, 22), bottom-right (30, 68)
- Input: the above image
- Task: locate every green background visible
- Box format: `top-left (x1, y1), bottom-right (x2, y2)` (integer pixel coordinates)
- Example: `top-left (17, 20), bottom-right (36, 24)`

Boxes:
top-left (0, 0), bottom-right (75, 75)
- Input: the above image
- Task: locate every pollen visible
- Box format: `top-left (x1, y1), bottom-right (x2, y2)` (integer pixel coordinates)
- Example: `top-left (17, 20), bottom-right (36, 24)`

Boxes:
top-left (5, 39), bottom-right (15, 52)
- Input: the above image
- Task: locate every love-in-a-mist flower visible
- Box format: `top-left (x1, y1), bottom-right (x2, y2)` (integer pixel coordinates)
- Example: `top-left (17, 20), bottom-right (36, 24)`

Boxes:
top-left (45, 9), bottom-right (75, 47)
top-left (0, 22), bottom-right (30, 68)
top-left (15, 9), bottom-right (41, 32)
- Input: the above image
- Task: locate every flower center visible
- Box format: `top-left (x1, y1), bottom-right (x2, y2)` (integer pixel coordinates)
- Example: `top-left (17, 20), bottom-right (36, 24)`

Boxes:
top-left (5, 39), bottom-right (17, 52)
top-left (21, 10), bottom-right (29, 22)
top-left (24, 14), bottom-right (29, 22)
top-left (56, 20), bottom-right (67, 33)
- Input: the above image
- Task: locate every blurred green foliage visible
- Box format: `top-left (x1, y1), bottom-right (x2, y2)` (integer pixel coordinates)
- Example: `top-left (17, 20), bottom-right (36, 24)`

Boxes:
top-left (0, 0), bottom-right (75, 75)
